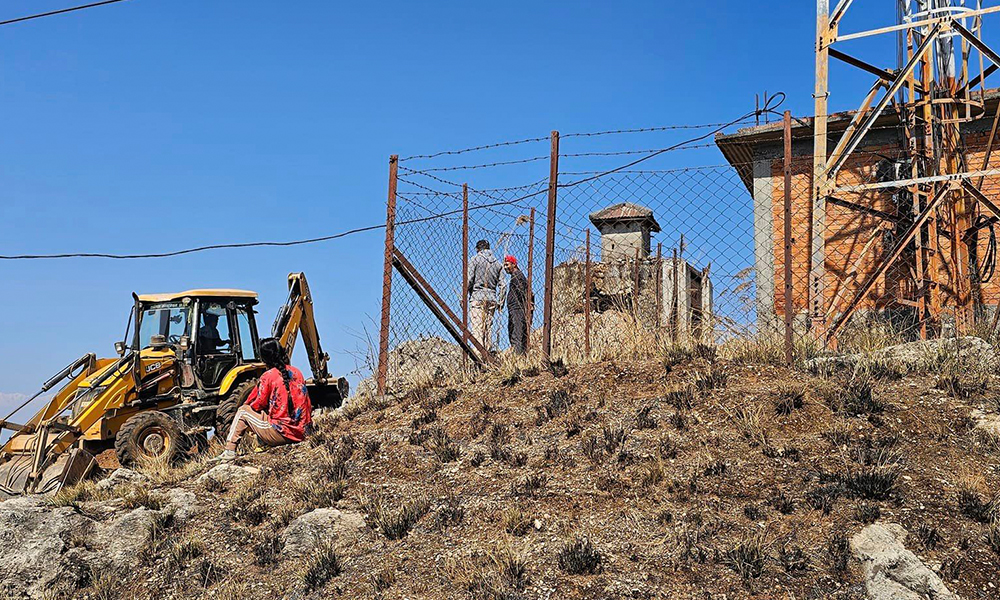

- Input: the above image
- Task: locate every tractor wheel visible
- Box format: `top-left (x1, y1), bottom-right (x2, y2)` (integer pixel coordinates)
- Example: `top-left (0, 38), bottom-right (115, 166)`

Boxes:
top-left (114, 410), bottom-right (185, 467)
top-left (215, 380), bottom-right (255, 438)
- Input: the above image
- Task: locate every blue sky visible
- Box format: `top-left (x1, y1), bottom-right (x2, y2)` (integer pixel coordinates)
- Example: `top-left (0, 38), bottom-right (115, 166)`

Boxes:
top-left (0, 0), bottom-right (972, 409)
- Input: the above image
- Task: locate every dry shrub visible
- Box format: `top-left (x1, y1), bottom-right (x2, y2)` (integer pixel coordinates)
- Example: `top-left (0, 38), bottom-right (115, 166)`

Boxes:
top-left (502, 506), bottom-right (532, 536)
top-left (694, 365), bottom-right (728, 392)
top-left (536, 389), bottom-right (573, 424)
top-left (775, 386), bottom-right (805, 415)
top-left (723, 530), bottom-right (768, 581)
top-left (853, 501), bottom-right (881, 523)
top-left (49, 480), bottom-right (111, 508)
top-left (957, 474), bottom-right (999, 524)
top-left (361, 490), bottom-right (431, 540)
top-left (728, 403), bottom-right (769, 448)
top-left (462, 544), bottom-right (529, 600)
top-left (826, 532), bottom-right (850, 574)
top-left (664, 387), bottom-right (695, 410)
top-left (120, 486), bottom-right (163, 511)
top-left (557, 536), bottom-right (602, 575)
top-left (369, 566), bottom-right (397, 595)
top-left (302, 542), bottom-right (342, 592)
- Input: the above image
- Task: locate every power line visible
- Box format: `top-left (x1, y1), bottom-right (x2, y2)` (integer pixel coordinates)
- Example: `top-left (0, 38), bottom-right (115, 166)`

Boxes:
top-left (0, 0), bottom-right (131, 27)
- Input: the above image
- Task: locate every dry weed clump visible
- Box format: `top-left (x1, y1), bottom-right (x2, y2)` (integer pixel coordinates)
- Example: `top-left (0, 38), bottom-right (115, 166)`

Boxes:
top-left (826, 532), bottom-right (851, 574)
top-left (361, 490), bottom-right (431, 540)
top-left (774, 386), bottom-right (805, 415)
top-left (729, 403), bottom-right (769, 448)
top-left (460, 544), bottom-right (529, 600)
top-left (536, 389), bottom-right (574, 424)
top-left (557, 536), bottom-right (602, 575)
top-left (956, 475), bottom-right (999, 524)
top-left (694, 365), bottom-right (728, 392)
top-left (435, 493), bottom-right (465, 529)
top-left (302, 542), bottom-right (342, 592)
top-left (502, 506), bottom-right (533, 536)
top-left (722, 530), bottom-right (768, 581)
top-left (368, 566), bottom-right (397, 596)
top-left (664, 386), bottom-right (695, 410)
top-left (854, 501), bottom-right (882, 523)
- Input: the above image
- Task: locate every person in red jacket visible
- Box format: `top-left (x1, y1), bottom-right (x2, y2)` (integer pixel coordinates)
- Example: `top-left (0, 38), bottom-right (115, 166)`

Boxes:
top-left (214, 337), bottom-right (312, 462)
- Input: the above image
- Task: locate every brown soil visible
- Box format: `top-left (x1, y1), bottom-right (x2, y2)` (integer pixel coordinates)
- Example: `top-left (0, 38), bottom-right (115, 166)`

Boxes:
top-left (87, 355), bottom-right (1000, 599)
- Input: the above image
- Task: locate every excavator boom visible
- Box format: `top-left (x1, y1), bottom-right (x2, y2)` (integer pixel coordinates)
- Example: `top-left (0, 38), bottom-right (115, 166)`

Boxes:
top-left (271, 272), bottom-right (347, 407)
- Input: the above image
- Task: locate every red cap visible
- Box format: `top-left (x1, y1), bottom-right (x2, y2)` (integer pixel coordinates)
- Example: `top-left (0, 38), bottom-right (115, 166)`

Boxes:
top-left (504, 255), bottom-right (517, 265)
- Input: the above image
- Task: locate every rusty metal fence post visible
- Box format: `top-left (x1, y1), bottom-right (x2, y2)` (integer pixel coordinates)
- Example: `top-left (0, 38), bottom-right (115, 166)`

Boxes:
top-left (584, 229), bottom-right (591, 359)
top-left (462, 183), bottom-right (469, 370)
top-left (542, 131), bottom-right (560, 359)
top-left (527, 207), bottom-right (535, 350)
top-left (376, 154), bottom-right (398, 396)
top-left (783, 111), bottom-right (794, 366)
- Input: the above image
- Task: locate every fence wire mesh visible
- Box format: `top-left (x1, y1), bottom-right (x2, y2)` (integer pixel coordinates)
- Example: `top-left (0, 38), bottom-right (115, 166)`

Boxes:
top-left (375, 116), bottom-right (1000, 393)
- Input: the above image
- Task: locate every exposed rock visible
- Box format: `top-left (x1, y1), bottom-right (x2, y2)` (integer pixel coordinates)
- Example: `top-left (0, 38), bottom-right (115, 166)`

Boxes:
top-left (971, 408), bottom-right (1000, 439)
top-left (280, 508), bottom-right (366, 556)
top-left (356, 336), bottom-right (463, 396)
top-left (0, 496), bottom-right (93, 599)
top-left (96, 507), bottom-right (157, 568)
top-left (850, 523), bottom-right (956, 600)
top-left (157, 488), bottom-right (202, 523)
top-left (196, 463), bottom-right (260, 486)
top-left (95, 468), bottom-right (147, 491)
top-left (807, 336), bottom-right (996, 373)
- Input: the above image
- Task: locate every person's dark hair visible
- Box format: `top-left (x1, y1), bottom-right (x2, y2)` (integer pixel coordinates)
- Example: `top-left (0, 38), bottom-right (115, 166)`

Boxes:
top-left (475, 240), bottom-right (490, 251)
top-left (259, 337), bottom-right (295, 417)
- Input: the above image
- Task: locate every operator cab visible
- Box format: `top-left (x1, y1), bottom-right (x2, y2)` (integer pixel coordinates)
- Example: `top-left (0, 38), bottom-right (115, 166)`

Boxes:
top-left (122, 289), bottom-right (261, 391)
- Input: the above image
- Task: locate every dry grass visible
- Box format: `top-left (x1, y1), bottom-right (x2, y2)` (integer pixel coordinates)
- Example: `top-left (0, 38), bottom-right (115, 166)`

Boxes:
top-left (726, 403), bottom-right (769, 448)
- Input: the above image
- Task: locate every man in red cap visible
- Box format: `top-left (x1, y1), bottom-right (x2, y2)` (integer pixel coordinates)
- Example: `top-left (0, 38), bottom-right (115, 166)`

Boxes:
top-left (502, 254), bottom-right (531, 354)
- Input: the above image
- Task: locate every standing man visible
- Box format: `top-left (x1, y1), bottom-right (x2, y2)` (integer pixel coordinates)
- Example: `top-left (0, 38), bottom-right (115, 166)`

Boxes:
top-left (467, 240), bottom-right (503, 351)
top-left (503, 255), bottom-right (530, 355)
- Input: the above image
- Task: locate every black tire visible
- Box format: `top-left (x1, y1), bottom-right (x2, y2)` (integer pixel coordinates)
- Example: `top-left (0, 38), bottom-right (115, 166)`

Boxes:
top-left (114, 410), bottom-right (186, 467)
top-left (215, 380), bottom-right (255, 437)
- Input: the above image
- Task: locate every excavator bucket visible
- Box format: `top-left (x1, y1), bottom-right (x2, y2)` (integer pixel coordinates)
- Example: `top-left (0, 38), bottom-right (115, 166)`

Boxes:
top-left (307, 377), bottom-right (349, 410)
top-left (0, 446), bottom-right (97, 498)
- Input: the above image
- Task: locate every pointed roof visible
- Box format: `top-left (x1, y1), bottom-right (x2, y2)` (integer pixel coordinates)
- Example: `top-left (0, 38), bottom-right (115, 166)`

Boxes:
top-left (589, 202), bottom-right (661, 232)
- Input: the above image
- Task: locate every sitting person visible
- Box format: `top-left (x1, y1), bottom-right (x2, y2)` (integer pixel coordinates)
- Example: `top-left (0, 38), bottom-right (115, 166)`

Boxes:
top-left (214, 337), bottom-right (312, 462)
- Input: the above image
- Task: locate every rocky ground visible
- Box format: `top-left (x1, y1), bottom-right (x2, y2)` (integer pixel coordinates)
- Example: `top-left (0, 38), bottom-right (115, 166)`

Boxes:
top-left (2, 345), bottom-right (1000, 600)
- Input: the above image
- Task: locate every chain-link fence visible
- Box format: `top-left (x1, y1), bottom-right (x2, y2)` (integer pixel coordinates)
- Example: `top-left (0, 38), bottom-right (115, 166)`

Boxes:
top-left (373, 111), bottom-right (1000, 394)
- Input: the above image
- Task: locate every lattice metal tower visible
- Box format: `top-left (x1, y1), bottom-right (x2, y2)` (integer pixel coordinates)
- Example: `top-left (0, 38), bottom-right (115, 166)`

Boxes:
top-left (813, 0), bottom-right (1000, 345)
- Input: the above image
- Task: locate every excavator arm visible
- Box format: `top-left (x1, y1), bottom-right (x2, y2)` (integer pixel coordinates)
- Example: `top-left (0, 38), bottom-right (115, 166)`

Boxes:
top-left (270, 272), bottom-right (348, 407)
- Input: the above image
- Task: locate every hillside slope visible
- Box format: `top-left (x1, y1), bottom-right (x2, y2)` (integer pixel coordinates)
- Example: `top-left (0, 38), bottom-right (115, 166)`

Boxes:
top-left (3, 350), bottom-right (1000, 599)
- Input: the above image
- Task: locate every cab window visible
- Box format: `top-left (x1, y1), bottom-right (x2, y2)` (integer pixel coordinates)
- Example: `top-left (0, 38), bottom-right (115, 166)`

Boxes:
top-left (137, 302), bottom-right (190, 349)
top-left (236, 308), bottom-right (258, 361)
top-left (197, 303), bottom-right (233, 355)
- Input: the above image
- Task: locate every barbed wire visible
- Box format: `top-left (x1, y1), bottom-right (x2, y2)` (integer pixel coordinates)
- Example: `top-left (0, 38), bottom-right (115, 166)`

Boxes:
top-left (408, 156), bottom-right (549, 172)
top-left (399, 135), bottom-right (550, 163)
top-left (561, 117), bottom-right (763, 138)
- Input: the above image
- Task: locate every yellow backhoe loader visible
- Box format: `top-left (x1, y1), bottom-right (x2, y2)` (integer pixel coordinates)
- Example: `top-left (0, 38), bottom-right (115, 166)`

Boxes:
top-left (0, 272), bottom-right (347, 497)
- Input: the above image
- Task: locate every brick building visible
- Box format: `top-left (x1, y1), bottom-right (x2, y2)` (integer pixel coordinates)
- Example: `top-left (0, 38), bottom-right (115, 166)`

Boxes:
top-left (715, 91), bottom-right (1000, 335)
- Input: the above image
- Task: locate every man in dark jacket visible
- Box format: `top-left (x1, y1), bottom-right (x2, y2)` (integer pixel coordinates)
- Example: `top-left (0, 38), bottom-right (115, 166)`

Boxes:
top-left (502, 255), bottom-right (530, 354)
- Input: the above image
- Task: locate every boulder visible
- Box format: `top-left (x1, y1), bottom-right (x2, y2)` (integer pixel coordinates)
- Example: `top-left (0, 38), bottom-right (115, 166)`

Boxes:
top-left (196, 463), bottom-right (260, 487)
top-left (95, 507), bottom-right (158, 568)
top-left (95, 468), bottom-right (147, 491)
top-left (807, 336), bottom-right (996, 373)
top-left (356, 336), bottom-right (463, 397)
top-left (280, 508), bottom-right (366, 556)
top-left (0, 496), bottom-right (94, 599)
top-left (850, 523), bottom-right (956, 600)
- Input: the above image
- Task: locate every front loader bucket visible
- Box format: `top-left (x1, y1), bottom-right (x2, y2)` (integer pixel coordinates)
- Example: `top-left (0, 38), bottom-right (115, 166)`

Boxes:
top-left (0, 447), bottom-right (96, 497)
top-left (307, 377), bottom-right (349, 409)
